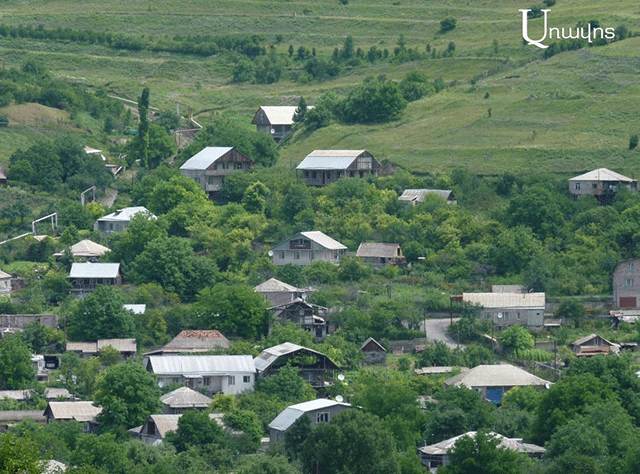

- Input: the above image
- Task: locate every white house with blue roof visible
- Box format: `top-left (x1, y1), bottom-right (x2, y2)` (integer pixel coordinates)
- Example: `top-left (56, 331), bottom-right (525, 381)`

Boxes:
top-left (179, 147), bottom-right (253, 196)
top-left (296, 149), bottom-right (382, 186)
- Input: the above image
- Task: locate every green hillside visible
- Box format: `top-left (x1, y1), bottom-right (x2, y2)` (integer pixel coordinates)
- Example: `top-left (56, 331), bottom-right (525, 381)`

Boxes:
top-left (0, 0), bottom-right (639, 175)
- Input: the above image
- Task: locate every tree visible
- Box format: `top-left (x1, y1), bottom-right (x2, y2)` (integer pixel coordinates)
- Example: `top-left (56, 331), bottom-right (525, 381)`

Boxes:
top-left (147, 122), bottom-right (177, 168)
top-left (136, 87), bottom-right (150, 167)
top-left (195, 283), bottom-right (269, 339)
top-left (0, 335), bottom-right (35, 389)
top-left (293, 96), bottom-right (308, 124)
top-left (301, 410), bottom-right (400, 474)
top-left (506, 186), bottom-right (565, 240)
top-left (67, 285), bottom-right (135, 341)
top-left (166, 410), bottom-right (226, 452)
top-left (438, 430), bottom-right (530, 474)
top-left (440, 17), bottom-right (457, 32)
top-left (555, 299), bottom-right (587, 328)
top-left (342, 78), bottom-right (407, 124)
top-left (236, 454), bottom-right (301, 474)
top-left (499, 325), bottom-right (534, 355)
top-left (255, 365), bottom-right (316, 404)
top-left (94, 361), bottom-right (161, 433)
top-left (0, 433), bottom-right (41, 474)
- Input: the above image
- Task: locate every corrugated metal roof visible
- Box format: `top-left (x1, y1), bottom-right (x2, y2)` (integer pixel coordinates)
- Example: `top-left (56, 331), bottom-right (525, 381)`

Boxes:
top-left (419, 431), bottom-right (545, 456)
top-left (297, 156), bottom-right (356, 170)
top-left (254, 278), bottom-right (299, 293)
top-left (180, 147), bottom-right (233, 170)
top-left (124, 304), bottom-right (146, 314)
top-left (254, 106), bottom-right (297, 125)
top-left (46, 401), bottom-right (102, 422)
top-left (268, 399), bottom-right (351, 431)
top-left (160, 387), bottom-right (212, 409)
top-left (148, 355), bottom-right (255, 376)
top-left (69, 239), bottom-right (110, 257)
top-left (307, 150), bottom-right (366, 158)
top-left (398, 189), bottom-right (453, 202)
top-left (69, 263), bottom-right (120, 279)
top-left (98, 338), bottom-right (137, 352)
top-left (97, 206), bottom-right (153, 222)
top-left (570, 168), bottom-right (635, 182)
top-left (444, 364), bottom-right (550, 388)
top-left (300, 231), bottom-right (347, 250)
top-left (462, 292), bottom-right (545, 309)
top-left (356, 243), bottom-right (400, 259)
top-left (254, 342), bottom-right (339, 372)
top-left (66, 342), bottom-right (97, 353)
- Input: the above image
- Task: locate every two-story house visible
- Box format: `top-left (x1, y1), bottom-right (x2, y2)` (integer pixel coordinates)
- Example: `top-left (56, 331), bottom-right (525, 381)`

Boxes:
top-left (270, 231), bottom-right (346, 267)
top-left (179, 147), bottom-right (253, 197)
top-left (296, 150), bottom-right (382, 186)
top-left (251, 106), bottom-right (312, 141)
top-left (462, 292), bottom-right (545, 330)
top-left (613, 258), bottom-right (640, 308)
top-left (94, 207), bottom-right (155, 236)
top-left (569, 168), bottom-right (637, 202)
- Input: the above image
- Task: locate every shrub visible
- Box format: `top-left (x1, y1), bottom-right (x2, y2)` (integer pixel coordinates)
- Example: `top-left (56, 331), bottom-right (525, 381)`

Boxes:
top-left (629, 134), bottom-right (638, 150)
top-left (440, 17), bottom-right (457, 32)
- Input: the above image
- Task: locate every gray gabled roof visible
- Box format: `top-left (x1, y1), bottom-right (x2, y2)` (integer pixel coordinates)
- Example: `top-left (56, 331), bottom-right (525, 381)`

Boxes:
top-left (160, 386), bottom-right (212, 409)
top-left (254, 278), bottom-right (300, 293)
top-left (398, 189), bottom-right (454, 202)
top-left (179, 147), bottom-right (233, 170)
top-left (268, 399), bottom-right (351, 432)
top-left (296, 150), bottom-right (376, 171)
top-left (254, 342), bottom-right (340, 372)
top-left (462, 292), bottom-right (545, 309)
top-left (570, 168), bottom-right (635, 182)
top-left (67, 239), bottom-right (110, 257)
top-left (69, 263), bottom-right (120, 279)
top-left (0, 269), bottom-right (11, 279)
top-left (444, 364), bottom-right (550, 389)
top-left (251, 106), bottom-right (312, 126)
top-left (419, 431), bottom-right (545, 456)
top-left (96, 206), bottom-right (154, 222)
top-left (356, 242), bottom-right (401, 259)
top-left (44, 401), bottom-right (102, 422)
top-left (141, 413), bottom-right (226, 438)
top-left (147, 355), bottom-right (255, 376)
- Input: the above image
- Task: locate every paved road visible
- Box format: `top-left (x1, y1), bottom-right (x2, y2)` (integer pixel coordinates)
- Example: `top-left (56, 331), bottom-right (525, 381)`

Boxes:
top-left (421, 317), bottom-right (463, 349)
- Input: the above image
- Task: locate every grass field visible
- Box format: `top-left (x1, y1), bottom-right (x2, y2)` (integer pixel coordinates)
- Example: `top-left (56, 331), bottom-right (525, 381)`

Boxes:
top-left (0, 0), bottom-right (639, 176)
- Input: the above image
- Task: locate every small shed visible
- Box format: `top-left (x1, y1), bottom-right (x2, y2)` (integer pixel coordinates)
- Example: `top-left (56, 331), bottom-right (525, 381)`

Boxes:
top-left (361, 337), bottom-right (387, 365)
top-left (43, 401), bottom-right (102, 433)
top-left (398, 189), bottom-right (456, 206)
top-left (571, 333), bottom-right (620, 357)
top-left (160, 386), bottom-right (212, 414)
top-left (355, 243), bottom-right (404, 268)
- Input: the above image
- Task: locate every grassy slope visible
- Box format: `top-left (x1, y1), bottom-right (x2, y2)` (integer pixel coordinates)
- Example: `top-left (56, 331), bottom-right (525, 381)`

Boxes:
top-left (0, 0), bottom-right (639, 176)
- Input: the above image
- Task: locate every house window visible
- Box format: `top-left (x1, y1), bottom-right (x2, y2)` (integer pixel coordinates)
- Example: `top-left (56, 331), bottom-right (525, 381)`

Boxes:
top-left (243, 375), bottom-right (251, 383)
top-left (316, 412), bottom-right (330, 423)
top-left (148, 422), bottom-right (156, 436)
top-left (503, 312), bottom-right (509, 320)
top-left (294, 251), bottom-right (300, 260)
top-left (228, 376), bottom-right (236, 385)
top-left (592, 183), bottom-right (598, 189)
top-left (574, 183), bottom-right (580, 190)
top-left (312, 171), bottom-right (317, 179)
top-left (279, 251), bottom-right (285, 260)
top-left (304, 171), bottom-right (309, 178)
top-left (629, 262), bottom-right (635, 271)
top-left (310, 251), bottom-right (314, 260)
top-left (626, 278), bottom-right (634, 287)
top-left (203, 377), bottom-right (210, 386)
top-left (516, 312), bottom-right (521, 320)
top-left (484, 312), bottom-right (491, 319)
top-left (234, 163), bottom-right (243, 170)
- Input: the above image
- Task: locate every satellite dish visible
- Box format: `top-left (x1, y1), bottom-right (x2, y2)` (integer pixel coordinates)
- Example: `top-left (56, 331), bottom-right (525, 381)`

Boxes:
top-left (270, 128), bottom-right (275, 134)
top-left (336, 395), bottom-right (344, 402)
top-left (338, 374), bottom-right (345, 381)
top-left (268, 250), bottom-right (274, 257)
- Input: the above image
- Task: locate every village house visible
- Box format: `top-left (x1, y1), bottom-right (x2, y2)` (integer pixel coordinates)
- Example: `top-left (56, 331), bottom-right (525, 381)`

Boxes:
top-left (269, 299), bottom-right (328, 341)
top-left (361, 337), bottom-right (387, 365)
top-left (53, 239), bottom-right (110, 261)
top-left (268, 399), bottom-right (351, 442)
top-left (296, 150), bottom-right (382, 186)
top-left (355, 242), bottom-right (405, 268)
top-left (66, 338), bottom-right (137, 360)
top-left (133, 413), bottom-right (225, 445)
top-left (612, 258), bottom-right (640, 308)
top-left (43, 401), bottom-right (102, 433)
top-left (0, 269), bottom-right (11, 295)
top-left (146, 355), bottom-right (256, 396)
top-left (160, 386), bottom-right (212, 414)
top-left (68, 262), bottom-right (122, 296)
top-left (254, 342), bottom-right (340, 389)
top-left (462, 292), bottom-right (545, 329)
top-left (398, 189), bottom-right (456, 206)
top-left (569, 168), bottom-right (637, 202)
top-left (254, 277), bottom-right (309, 307)
top-left (94, 206), bottom-right (154, 236)
top-left (443, 364), bottom-right (551, 405)
top-left (270, 231), bottom-right (347, 267)
top-left (0, 167), bottom-right (7, 186)
top-left (179, 147), bottom-right (253, 197)
top-left (144, 330), bottom-right (230, 357)
top-left (251, 106), bottom-right (312, 141)
top-left (571, 333), bottom-right (620, 357)
top-left (419, 431), bottom-right (545, 473)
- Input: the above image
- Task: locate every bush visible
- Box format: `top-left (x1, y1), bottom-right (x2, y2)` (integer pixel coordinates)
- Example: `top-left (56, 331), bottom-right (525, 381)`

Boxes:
top-left (440, 17), bottom-right (457, 32)
top-left (629, 134), bottom-right (638, 150)
top-left (342, 78), bottom-right (407, 124)
top-left (0, 115), bottom-right (8, 127)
